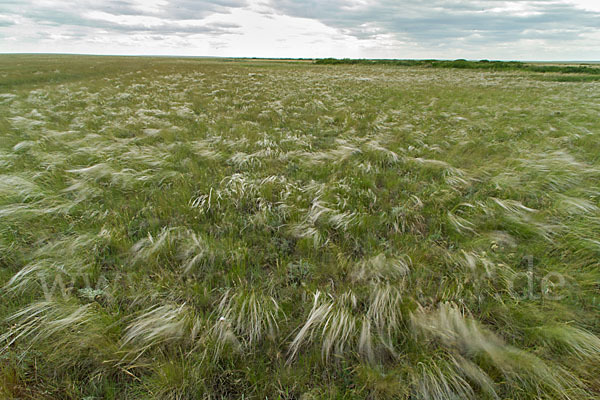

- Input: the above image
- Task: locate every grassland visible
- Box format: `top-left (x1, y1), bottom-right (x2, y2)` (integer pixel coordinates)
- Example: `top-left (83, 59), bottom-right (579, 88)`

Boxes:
top-left (0, 55), bottom-right (599, 399)
top-left (314, 58), bottom-right (600, 80)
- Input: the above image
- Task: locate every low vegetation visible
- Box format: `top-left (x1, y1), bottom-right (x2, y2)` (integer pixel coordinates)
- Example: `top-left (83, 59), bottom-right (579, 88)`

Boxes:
top-left (1, 55), bottom-right (599, 399)
top-left (315, 57), bottom-right (600, 75)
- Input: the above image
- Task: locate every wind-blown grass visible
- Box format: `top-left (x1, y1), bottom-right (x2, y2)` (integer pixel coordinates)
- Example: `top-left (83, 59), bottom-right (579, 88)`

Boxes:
top-left (0, 55), bottom-right (599, 399)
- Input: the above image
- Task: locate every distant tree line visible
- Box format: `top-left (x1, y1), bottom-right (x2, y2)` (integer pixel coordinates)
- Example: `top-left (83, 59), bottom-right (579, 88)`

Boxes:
top-left (314, 58), bottom-right (600, 75)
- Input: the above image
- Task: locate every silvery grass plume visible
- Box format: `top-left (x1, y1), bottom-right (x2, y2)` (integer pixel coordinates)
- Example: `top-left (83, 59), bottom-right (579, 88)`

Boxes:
top-left (446, 210), bottom-right (477, 235)
top-left (189, 140), bottom-right (223, 160)
top-left (533, 324), bottom-right (600, 359)
top-left (67, 162), bottom-right (158, 190)
top-left (517, 150), bottom-right (600, 192)
top-left (130, 227), bottom-right (217, 274)
top-left (287, 198), bottom-right (361, 248)
top-left (191, 173), bottom-right (292, 213)
top-left (411, 303), bottom-right (590, 398)
top-left (389, 195), bottom-right (425, 235)
top-left (365, 284), bottom-right (405, 360)
top-left (4, 231), bottom-right (112, 300)
top-left (555, 194), bottom-right (599, 215)
top-left (0, 93), bottom-right (16, 104)
top-left (490, 197), bottom-right (561, 242)
top-left (0, 173), bottom-right (73, 219)
top-left (0, 197), bottom-right (74, 220)
top-left (228, 151), bottom-right (263, 169)
top-left (63, 179), bottom-right (103, 203)
top-left (0, 300), bottom-right (121, 378)
top-left (213, 287), bottom-right (283, 349)
top-left (288, 286), bottom-right (404, 364)
top-left (405, 156), bottom-right (472, 188)
top-left (130, 227), bottom-right (181, 264)
top-left (177, 231), bottom-right (213, 274)
top-left (456, 250), bottom-right (496, 278)
top-left (356, 160), bottom-right (378, 174)
top-left (120, 303), bottom-right (202, 363)
top-left (0, 150), bottom-right (16, 169)
top-left (287, 290), bottom-right (359, 363)
top-left (409, 355), bottom-right (484, 400)
top-left (1, 301), bottom-right (94, 352)
top-left (351, 253), bottom-right (410, 284)
top-left (0, 175), bottom-right (45, 202)
top-left (364, 138), bottom-right (400, 165)
top-left (287, 199), bottom-right (331, 248)
top-left (301, 141), bottom-right (362, 165)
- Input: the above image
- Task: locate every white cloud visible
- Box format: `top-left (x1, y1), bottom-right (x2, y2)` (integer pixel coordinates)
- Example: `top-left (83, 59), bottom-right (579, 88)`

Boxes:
top-left (0, 0), bottom-right (598, 60)
top-left (566, 0), bottom-right (600, 12)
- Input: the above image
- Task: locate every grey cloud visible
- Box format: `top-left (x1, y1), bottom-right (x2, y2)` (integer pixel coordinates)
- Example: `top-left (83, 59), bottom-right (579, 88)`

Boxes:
top-left (0, 0), bottom-right (246, 37)
top-left (1, 0), bottom-right (598, 57)
top-left (80, 18), bottom-right (242, 36)
top-left (267, 0), bottom-right (600, 46)
top-left (0, 1), bottom-right (248, 27)
top-left (162, 0), bottom-right (248, 20)
top-left (103, 24), bottom-right (240, 36)
top-left (81, 0), bottom-right (249, 20)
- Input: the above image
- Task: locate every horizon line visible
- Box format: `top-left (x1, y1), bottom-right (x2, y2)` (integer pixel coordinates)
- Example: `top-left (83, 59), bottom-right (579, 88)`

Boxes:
top-left (0, 52), bottom-right (599, 63)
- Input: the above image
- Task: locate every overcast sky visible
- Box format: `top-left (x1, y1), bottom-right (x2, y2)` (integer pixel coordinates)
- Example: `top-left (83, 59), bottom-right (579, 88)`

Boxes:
top-left (1, 0), bottom-right (599, 60)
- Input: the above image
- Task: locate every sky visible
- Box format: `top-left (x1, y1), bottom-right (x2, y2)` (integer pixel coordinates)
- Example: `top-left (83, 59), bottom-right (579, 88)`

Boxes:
top-left (0, 0), bottom-right (599, 60)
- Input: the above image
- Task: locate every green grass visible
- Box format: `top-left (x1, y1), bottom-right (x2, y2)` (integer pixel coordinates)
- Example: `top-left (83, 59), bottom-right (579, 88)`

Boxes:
top-left (1, 55), bottom-right (599, 399)
top-left (315, 58), bottom-right (600, 75)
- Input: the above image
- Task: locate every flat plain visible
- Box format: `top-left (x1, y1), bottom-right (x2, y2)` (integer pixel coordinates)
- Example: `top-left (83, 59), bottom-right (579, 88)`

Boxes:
top-left (1, 55), bottom-right (599, 399)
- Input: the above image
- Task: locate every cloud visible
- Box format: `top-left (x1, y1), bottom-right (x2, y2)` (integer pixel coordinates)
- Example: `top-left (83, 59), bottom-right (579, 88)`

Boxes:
top-left (0, 0), bottom-right (598, 59)
top-left (266, 0), bottom-right (600, 46)
top-left (0, 0), bottom-right (247, 30)
top-left (78, 11), bottom-right (242, 36)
